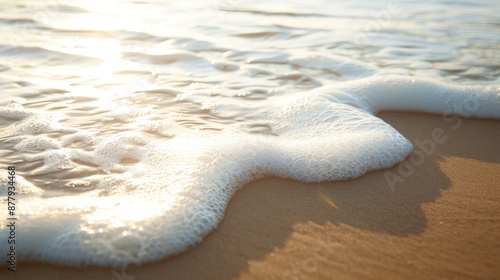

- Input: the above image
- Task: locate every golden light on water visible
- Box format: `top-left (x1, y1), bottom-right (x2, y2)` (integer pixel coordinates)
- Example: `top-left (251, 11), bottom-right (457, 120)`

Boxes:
top-left (76, 39), bottom-right (122, 60)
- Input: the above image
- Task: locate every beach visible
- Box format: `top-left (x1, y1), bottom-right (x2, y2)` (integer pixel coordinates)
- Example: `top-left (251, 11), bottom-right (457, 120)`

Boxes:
top-left (1, 0), bottom-right (500, 278)
top-left (3, 112), bottom-right (499, 279)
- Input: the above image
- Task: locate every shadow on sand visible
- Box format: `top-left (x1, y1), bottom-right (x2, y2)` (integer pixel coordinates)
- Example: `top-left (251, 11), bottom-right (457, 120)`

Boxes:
top-left (8, 113), bottom-right (500, 280)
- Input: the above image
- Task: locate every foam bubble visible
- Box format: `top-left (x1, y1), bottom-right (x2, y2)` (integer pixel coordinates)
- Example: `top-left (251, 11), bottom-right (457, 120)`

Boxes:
top-left (0, 175), bottom-right (42, 196)
top-left (1, 74), bottom-right (499, 267)
top-left (14, 136), bottom-right (60, 151)
top-left (0, 105), bottom-right (76, 136)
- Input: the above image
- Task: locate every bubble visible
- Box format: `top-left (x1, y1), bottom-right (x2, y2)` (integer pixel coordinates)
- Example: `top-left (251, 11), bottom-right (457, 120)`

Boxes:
top-left (1, 73), bottom-right (499, 267)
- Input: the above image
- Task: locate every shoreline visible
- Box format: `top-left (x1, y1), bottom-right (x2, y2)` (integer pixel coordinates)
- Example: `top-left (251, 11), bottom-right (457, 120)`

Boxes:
top-left (2, 112), bottom-right (500, 279)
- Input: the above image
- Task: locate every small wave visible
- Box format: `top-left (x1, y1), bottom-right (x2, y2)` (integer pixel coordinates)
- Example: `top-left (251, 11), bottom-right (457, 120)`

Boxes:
top-left (1, 76), bottom-right (498, 266)
top-left (0, 45), bottom-right (102, 66)
top-left (0, 18), bottom-right (38, 25)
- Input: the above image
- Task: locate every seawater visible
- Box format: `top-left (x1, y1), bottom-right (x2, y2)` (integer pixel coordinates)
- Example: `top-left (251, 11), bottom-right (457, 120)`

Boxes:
top-left (0, 0), bottom-right (499, 266)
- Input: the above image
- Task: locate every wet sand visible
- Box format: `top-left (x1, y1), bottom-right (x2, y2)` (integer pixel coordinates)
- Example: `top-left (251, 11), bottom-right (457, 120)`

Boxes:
top-left (2, 112), bottom-right (500, 279)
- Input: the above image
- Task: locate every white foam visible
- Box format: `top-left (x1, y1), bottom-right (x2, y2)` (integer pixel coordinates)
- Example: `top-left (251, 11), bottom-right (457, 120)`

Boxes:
top-left (332, 76), bottom-right (500, 117)
top-left (1, 75), bottom-right (499, 267)
top-left (0, 175), bottom-right (42, 196)
top-left (14, 136), bottom-right (61, 151)
top-left (0, 105), bottom-right (76, 136)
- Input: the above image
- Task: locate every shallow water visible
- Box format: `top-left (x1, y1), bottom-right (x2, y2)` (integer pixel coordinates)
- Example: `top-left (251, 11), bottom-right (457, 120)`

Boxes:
top-left (0, 0), bottom-right (499, 266)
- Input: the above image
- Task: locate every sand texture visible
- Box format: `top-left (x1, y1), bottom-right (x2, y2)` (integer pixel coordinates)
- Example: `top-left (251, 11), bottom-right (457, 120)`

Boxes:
top-left (2, 113), bottom-right (500, 280)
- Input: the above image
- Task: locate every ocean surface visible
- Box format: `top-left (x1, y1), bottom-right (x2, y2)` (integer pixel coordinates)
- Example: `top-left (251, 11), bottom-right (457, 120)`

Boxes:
top-left (0, 0), bottom-right (499, 267)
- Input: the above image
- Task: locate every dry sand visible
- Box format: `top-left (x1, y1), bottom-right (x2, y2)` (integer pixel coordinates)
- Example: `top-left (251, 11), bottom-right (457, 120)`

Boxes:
top-left (2, 112), bottom-right (500, 280)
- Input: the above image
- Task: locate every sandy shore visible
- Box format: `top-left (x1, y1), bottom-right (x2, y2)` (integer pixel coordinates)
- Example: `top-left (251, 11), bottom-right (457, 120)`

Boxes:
top-left (2, 112), bottom-right (500, 280)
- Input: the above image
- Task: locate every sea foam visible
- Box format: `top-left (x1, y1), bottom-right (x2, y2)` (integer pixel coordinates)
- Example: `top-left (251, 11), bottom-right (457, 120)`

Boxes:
top-left (1, 74), bottom-right (499, 267)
